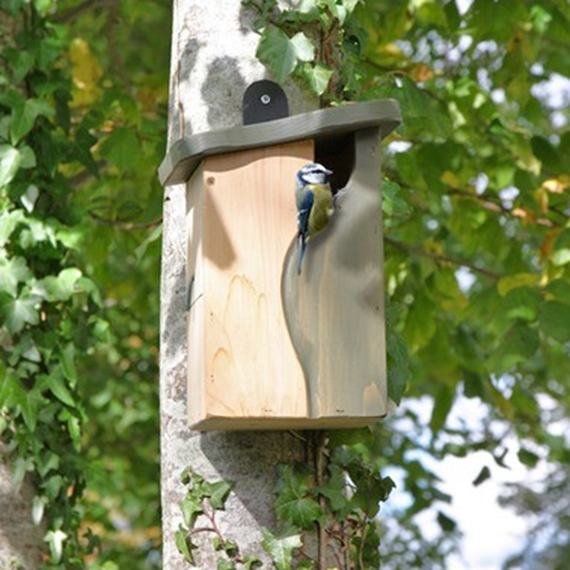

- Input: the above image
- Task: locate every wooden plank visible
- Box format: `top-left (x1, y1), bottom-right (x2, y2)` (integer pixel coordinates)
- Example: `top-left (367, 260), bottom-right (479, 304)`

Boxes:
top-left (282, 129), bottom-right (388, 422)
top-left (192, 140), bottom-right (314, 426)
top-left (160, 100), bottom-right (402, 185)
top-left (186, 164), bottom-right (206, 425)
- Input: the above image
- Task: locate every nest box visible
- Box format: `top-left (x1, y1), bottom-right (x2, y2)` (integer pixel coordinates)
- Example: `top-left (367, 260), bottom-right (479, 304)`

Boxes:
top-left (159, 84), bottom-right (402, 430)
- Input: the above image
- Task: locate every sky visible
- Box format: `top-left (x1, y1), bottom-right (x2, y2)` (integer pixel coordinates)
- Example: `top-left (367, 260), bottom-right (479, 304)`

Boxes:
top-left (385, 396), bottom-right (546, 570)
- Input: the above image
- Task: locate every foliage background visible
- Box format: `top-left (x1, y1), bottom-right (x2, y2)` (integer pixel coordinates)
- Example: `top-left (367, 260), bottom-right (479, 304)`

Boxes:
top-left (1, 0), bottom-right (570, 569)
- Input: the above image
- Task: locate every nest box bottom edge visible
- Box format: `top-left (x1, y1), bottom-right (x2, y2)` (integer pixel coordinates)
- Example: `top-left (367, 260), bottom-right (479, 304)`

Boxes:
top-left (190, 414), bottom-right (388, 432)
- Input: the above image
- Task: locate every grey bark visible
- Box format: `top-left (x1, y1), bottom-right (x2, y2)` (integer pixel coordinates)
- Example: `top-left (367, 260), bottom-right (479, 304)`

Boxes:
top-left (160, 1), bottom-right (315, 568)
top-left (0, 452), bottom-right (45, 569)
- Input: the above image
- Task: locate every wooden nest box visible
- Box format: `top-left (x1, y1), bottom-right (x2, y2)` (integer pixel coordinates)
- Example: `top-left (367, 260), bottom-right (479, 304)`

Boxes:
top-left (159, 89), bottom-right (402, 430)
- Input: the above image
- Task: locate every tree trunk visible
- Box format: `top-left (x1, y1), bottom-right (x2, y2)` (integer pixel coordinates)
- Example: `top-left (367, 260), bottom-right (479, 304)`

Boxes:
top-left (0, 449), bottom-right (44, 569)
top-left (160, 2), bottom-right (316, 568)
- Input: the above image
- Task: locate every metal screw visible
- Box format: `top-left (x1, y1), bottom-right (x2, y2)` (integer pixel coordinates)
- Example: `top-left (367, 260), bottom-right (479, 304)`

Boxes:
top-left (260, 94), bottom-right (271, 105)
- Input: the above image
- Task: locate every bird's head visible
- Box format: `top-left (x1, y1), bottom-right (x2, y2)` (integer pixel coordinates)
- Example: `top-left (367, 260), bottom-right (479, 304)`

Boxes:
top-left (296, 163), bottom-right (333, 186)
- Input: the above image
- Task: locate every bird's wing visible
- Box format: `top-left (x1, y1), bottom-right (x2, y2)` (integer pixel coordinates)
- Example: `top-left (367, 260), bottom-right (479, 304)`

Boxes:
top-left (297, 189), bottom-right (314, 238)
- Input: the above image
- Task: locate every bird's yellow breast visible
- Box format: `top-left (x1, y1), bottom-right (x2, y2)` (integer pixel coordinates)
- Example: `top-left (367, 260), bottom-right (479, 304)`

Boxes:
top-left (308, 183), bottom-right (334, 237)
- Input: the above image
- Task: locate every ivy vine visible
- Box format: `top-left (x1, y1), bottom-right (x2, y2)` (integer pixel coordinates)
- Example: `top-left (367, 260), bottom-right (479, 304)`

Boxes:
top-left (176, 431), bottom-right (395, 570)
top-left (248, 0), bottom-right (365, 104)
top-left (0, 2), bottom-right (104, 567)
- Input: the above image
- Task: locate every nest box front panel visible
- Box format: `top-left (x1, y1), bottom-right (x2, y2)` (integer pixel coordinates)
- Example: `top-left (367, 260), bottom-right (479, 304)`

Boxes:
top-left (186, 140), bottom-right (314, 428)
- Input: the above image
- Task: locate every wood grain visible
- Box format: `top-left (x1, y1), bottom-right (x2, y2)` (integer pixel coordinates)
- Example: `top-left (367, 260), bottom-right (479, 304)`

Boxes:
top-left (186, 134), bottom-right (387, 430)
top-left (186, 141), bottom-right (313, 427)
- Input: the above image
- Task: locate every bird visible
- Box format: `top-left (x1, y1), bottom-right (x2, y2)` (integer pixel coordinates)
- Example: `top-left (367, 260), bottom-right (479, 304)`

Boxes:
top-left (295, 162), bottom-right (335, 275)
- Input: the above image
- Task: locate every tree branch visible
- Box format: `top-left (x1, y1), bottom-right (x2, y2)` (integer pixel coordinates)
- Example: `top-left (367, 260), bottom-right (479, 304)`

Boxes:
top-left (88, 211), bottom-right (162, 230)
top-left (384, 236), bottom-right (501, 280)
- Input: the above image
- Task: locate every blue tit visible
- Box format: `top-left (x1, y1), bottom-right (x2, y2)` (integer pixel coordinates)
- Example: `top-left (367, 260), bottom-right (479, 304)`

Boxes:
top-left (295, 162), bottom-right (335, 275)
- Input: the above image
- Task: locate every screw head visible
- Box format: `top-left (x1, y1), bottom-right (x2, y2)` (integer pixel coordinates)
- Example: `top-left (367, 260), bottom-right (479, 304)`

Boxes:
top-left (260, 94), bottom-right (271, 105)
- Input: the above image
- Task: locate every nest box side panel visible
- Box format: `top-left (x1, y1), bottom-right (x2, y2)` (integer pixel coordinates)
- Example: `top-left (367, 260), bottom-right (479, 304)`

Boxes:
top-left (199, 141), bottom-right (314, 426)
top-left (186, 164), bottom-right (206, 425)
top-left (282, 129), bottom-right (388, 422)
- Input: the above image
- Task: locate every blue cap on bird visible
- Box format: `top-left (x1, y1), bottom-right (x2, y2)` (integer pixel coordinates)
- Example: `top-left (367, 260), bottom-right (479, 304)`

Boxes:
top-left (296, 163), bottom-right (333, 186)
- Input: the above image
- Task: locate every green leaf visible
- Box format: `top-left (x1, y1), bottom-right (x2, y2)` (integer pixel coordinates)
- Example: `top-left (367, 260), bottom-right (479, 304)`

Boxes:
top-left (45, 529), bottom-right (67, 564)
top-left (32, 495), bottom-right (47, 525)
top-left (242, 554), bottom-right (263, 570)
top-left (552, 229), bottom-right (570, 266)
top-left (382, 179), bottom-right (412, 219)
top-left (46, 366), bottom-right (75, 406)
top-left (518, 448), bottom-right (539, 467)
top-left (175, 528), bottom-right (197, 563)
top-left (275, 494), bottom-right (323, 529)
top-left (539, 301), bottom-right (570, 343)
top-left (180, 495), bottom-right (202, 528)
top-left (11, 98), bottom-right (54, 144)
top-left (99, 127), bottom-right (142, 171)
top-left (217, 558), bottom-right (236, 570)
top-left (0, 291), bottom-right (40, 333)
top-left (0, 144), bottom-right (22, 188)
top-left (501, 286), bottom-right (541, 322)
top-left (497, 273), bottom-right (540, 296)
top-left (261, 528), bottom-right (302, 570)
top-left (430, 385), bottom-right (455, 434)
top-left (387, 330), bottom-right (409, 405)
top-left (0, 210), bottom-right (25, 247)
top-left (37, 267), bottom-right (82, 302)
top-left (546, 279), bottom-right (570, 304)
top-left (33, 0), bottom-right (55, 17)
top-left (290, 32), bottom-right (314, 62)
top-left (304, 62), bottom-right (333, 96)
top-left (256, 26), bottom-right (298, 83)
top-left (209, 480), bottom-right (233, 510)
top-left (472, 465), bottom-right (491, 486)
top-left (0, 255), bottom-right (31, 296)
top-left (61, 343), bottom-right (77, 383)
top-left (436, 511), bottom-right (457, 532)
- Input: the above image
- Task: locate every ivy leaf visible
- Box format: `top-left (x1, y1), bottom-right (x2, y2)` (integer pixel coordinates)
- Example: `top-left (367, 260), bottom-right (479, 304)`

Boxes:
top-left (37, 267), bottom-right (82, 302)
top-left (46, 366), bottom-right (75, 407)
top-left (304, 62), bottom-right (333, 96)
top-left (217, 558), bottom-right (236, 570)
top-left (0, 291), bottom-right (40, 333)
top-left (32, 495), bottom-right (47, 525)
top-left (45, 529), bottom-right (67, 564)
top-left (275, 494), bottom-right (323, 529)
top-left (261, 528), bottom-right (302, 570)
top-left (0, 144), bottom-right (22, 188)
top-left (180, 494), bottom-right (202, 528)
top-left (256, 26), bottom-right (298, 83)
top-left (175, 528), bottom-right (197, 563)
top-left (0, 255), bottom-right (31, 296)
top-left (290, 32), bottom-right (314, 62)
top-left (209, 480), bottom-right (233, 510)
top-left (61, 343), bottom-right (77, 383)
top-left (0, 210), bottom-right (25, 247)
top-left (242, 555), bottom-right (263, 570)
top-left (11, 98), bottom-right (54, 144)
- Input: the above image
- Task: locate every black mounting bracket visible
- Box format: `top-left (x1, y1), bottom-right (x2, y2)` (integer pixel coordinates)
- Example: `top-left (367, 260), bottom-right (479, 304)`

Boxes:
top-left (242, 80), bottom-right (289, 125)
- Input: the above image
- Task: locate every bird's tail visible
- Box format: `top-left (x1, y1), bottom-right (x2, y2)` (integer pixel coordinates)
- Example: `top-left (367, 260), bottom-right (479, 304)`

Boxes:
top-left (297, 235), bottom-right (307, 275)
